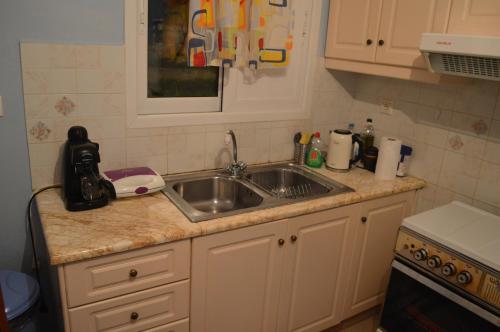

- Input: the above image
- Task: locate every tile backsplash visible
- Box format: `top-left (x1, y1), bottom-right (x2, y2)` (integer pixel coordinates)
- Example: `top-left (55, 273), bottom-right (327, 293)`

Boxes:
top-left (21, 43), bottom-right (308, 189)
top-left (311, 60), bottom-right (500, 216)
top-left (21, 42), bottom-right (500, 217)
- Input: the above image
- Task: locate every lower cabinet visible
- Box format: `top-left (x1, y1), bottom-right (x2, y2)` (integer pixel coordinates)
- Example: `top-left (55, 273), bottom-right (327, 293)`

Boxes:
top-left (191, 206), bottom-right (357, 332)
top-left (69, 281), bottom-right (190, 332)
top-left (191, 191), bottom-right (415, 332)
top-left (55, 191), bottom-right (415, 332)
top-left (190, 220), bottom-right (288, 332)
top-left (277, 206), bottom-right (356, 332)
top-left (341, 191), bottom-right (415, 320)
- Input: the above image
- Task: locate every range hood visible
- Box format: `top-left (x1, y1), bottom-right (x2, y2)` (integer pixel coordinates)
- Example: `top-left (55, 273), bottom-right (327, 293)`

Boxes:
top-left (420, 33), bottom-right (500, 81)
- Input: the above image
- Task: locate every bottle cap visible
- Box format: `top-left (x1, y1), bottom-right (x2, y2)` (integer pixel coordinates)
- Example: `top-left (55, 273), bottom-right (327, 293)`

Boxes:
top-left (367, 118), bottom-right (373, 123)
top-left (400, 145), bottom-right (413, 156)
top-left (314, 132), bottom-right (320, 138)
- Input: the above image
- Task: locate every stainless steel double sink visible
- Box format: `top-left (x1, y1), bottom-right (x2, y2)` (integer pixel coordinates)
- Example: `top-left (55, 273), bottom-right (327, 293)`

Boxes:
top-left (162, 163), bottom-right (353, 222)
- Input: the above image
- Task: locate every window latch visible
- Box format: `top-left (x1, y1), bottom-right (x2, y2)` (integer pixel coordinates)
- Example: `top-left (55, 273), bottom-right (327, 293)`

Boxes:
top-left (139, 0), bottom-right (146, 34)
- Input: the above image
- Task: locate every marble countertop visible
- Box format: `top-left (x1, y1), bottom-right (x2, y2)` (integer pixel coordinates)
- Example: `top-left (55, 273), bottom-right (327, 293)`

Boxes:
top-left (36, 166), bottom-right (425, 265)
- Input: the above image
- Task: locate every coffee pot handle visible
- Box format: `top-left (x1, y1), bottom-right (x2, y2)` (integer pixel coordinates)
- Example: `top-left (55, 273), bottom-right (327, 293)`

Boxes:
top-left (350, 134), bottom-right (364, 167)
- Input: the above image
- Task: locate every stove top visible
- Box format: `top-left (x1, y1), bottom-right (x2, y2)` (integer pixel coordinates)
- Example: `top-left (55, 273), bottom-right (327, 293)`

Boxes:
top-left (402, 201), bottom-right (500, 272)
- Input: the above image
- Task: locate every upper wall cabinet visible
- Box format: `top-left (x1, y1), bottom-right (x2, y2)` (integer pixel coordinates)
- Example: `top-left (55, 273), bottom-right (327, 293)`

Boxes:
top-left (448, 0), bottom-right (500, 36)
top-left (325, 0), bottom-right (453, 83)
top-left (325, 0), bottom-right (383, 63)
top-left (376, 0), bottom-right (451, 68)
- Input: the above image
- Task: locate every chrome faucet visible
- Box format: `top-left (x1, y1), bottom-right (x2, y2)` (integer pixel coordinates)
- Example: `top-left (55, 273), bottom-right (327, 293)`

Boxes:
top-left (224, 130), bottom-right (247, 177)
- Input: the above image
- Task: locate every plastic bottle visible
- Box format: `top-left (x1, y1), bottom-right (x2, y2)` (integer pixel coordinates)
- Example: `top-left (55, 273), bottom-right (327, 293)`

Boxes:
top-left (361, 118), bottom-right (375, 149)
top-left (306, 132), bottom-right (323, 168)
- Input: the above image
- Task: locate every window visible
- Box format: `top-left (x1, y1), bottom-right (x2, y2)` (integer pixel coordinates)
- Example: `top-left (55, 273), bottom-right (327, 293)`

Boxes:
top-left (125, 0), bottom-right (319, 127)
top-left (147, 0), bottom-right (220, 100)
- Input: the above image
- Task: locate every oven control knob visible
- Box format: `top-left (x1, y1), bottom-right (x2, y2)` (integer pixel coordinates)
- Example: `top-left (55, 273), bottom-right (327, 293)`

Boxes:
top-left (442, 263), bottom-right (457, 277)
top-left (413, 249), bottom-right (428, 261)
top-left (457, 271), bottom-right (473, 285)
top-left (427, 255), bottom-right (442, 268)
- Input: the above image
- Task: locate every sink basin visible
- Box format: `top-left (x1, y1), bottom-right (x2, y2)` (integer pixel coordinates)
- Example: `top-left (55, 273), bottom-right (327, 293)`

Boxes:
top-left (246, 168), bottom-right (330, 199)
top-left (162, 163), bottom-right (354, 222)
top-left (172, 176), bottom-right (263, 214)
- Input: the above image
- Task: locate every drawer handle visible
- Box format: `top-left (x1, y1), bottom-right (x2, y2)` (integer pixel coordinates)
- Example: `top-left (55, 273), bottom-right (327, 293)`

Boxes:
top-left (129, 269), bottom-right (138, 278)
top-left (278, 238), bottom-right (285, 246)
top-left (366, 39), bottom-right (373, 46)
top-left (291, 235), bottom-right (298, 243)
top-left (378, 39), bottom-right (385, 46)
top-left (130, 312), bottom-right (139, 320)
top-left (361, 217), bottom-right (367, 223)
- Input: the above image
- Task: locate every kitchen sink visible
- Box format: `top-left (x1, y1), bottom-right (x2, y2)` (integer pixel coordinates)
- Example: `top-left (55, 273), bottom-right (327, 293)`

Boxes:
top-left (245, 167), bottom-right (330, 199)
top-left (162, 163), bottom-right (353, 222)
top-left (172, 177), bottom-right (263, 214)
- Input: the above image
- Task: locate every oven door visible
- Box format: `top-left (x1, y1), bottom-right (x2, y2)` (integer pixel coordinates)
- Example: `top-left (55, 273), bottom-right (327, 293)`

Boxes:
top-left (379, 260), bottom-right (500, 332)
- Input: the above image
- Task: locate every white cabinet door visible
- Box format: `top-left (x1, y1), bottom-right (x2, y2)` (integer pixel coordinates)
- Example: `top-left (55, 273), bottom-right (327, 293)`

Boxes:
top-left (448, 0), bottom-right (500, 36)
top-left (190, 220), bottom-right (288, 332)
top-left (375, 0), bottom-right (452, 68)
top-left (342, 192), bottom-right (414, 320)
top-left (325, 0), bottom-right (383, 62)
top-left (278, 207), bottom-right (356, 332)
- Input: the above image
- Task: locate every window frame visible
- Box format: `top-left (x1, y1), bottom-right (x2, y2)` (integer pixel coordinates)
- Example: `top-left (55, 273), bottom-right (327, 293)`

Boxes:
top-left (125, 0), bottom-right (320, 128)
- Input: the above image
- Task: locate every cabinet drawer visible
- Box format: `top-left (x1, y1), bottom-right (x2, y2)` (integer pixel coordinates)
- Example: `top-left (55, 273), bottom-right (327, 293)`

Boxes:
top-left (147, 318), bottom-right (189, 332)
top-left (64, 240), bottom-right (190, 307)
top-left (68, 280), bottom-right (189, 332)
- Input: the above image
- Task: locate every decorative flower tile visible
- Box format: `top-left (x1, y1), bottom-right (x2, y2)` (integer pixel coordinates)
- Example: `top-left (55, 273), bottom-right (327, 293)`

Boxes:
top-left (54, 96), bottom-right (76, 115)
top-left (448, 135), bottom-right (464, 151)
top-left (471, 119), bottom-right (488, 135)
top-left (29, 121), bottom-right (52, 141)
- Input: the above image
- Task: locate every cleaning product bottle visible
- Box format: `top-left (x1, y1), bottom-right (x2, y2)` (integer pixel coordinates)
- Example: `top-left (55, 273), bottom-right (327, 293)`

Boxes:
top-left (306, 132), bottom-right (323, 168)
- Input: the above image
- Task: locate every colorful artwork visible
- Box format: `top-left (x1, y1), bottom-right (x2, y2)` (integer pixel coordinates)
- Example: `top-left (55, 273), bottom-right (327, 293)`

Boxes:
top-left (187, 0), bottom-right (294, 69)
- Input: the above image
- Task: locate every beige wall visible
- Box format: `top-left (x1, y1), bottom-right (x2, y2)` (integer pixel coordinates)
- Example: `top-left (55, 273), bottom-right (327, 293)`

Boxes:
top-left (21, 43), bottom-right (309, 189)
top-left (312, 60), bottom-right (500, 216)
top-left (22, 43), bottom-right (500, 216)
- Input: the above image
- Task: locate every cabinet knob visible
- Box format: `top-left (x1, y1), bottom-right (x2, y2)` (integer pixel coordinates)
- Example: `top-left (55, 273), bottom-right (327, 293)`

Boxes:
top-left (130, 312), bottom-right (139, 320)
top-left (366, 39), bottom-right (373, 46)
top-left (361, 217), bottom-right (367, 223)
top-left (278, 239), bottom-right (285, 246)
top-left (378, 39), bottom-right (385, 46)
top-left (291, 235), bottom-right (298, 243)
top-left (129, 269), bottom-right (138, 278)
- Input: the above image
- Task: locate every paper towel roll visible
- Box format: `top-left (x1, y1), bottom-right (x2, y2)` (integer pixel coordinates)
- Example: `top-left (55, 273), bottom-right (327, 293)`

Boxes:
top-left (375, 137), bottom-right (402, 180)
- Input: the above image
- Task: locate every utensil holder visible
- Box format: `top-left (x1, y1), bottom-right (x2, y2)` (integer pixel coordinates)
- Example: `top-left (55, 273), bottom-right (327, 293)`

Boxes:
top-left (294, 143), bottom-right (311, 165)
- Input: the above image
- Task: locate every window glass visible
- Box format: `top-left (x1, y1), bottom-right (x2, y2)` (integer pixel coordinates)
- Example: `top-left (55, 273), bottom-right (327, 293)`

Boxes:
top-left (147, 0), bottom-right (219, 98)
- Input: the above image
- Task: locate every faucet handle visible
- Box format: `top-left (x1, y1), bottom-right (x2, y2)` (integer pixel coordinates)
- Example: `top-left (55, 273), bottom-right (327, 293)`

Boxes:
top-left (237, 161), bottom-right (247, 172)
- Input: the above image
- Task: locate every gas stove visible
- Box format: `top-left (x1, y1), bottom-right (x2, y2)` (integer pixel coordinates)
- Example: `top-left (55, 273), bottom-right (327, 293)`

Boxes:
top-left (395, 201), bottom-right (500, 315)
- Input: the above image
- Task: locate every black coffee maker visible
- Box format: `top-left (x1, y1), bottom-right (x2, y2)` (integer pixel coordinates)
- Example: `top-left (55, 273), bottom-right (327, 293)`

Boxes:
top-left (63, 126), bottom-right (115, 211)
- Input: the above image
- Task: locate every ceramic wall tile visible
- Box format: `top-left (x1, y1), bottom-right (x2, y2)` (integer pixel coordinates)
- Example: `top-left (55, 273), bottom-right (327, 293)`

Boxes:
top-left (49, 44), bottom-right (77, 69)
top-left (100, 46), bottom-right (125, 72)
top-left (127, 155), bottom-right (168, 175)
top-left (483, 141), bottom-right (500, 165)
top-left (488, 120), bottom-right (500, 140)
top-left (76, 45), bottom-right (100, 69)
top-left (77, 94), bottom-right (125, 117)
top-left (205, 131), bottom-right (232, 170)
top-left (20, 43), bottom-right (50, 68)
top-left (408, 143), bottom-right (445, 185)
top-left (127, 136), bottom-right (167, 159)
top-left (437, 151), bottom-right (481, 196)
top-left (475, 162), bottom-right (500, 208)
top-left (167, 132), bottom-right (206, 173)
top-left (446, 132), bottom-right (486, 158)
top-left (28, 142), bottom-right (64, 168)
top-left (76, 69), bottom-right (125, 94)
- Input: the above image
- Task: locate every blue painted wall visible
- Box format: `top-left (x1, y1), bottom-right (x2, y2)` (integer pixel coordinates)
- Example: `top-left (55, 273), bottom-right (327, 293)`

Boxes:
top-left (0, 0), bottom-right (124, 271)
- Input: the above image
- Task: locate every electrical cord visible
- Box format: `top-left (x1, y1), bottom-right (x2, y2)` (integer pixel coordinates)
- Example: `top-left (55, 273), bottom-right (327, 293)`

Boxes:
top-left (26, 185), bottom-right (61, 312)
